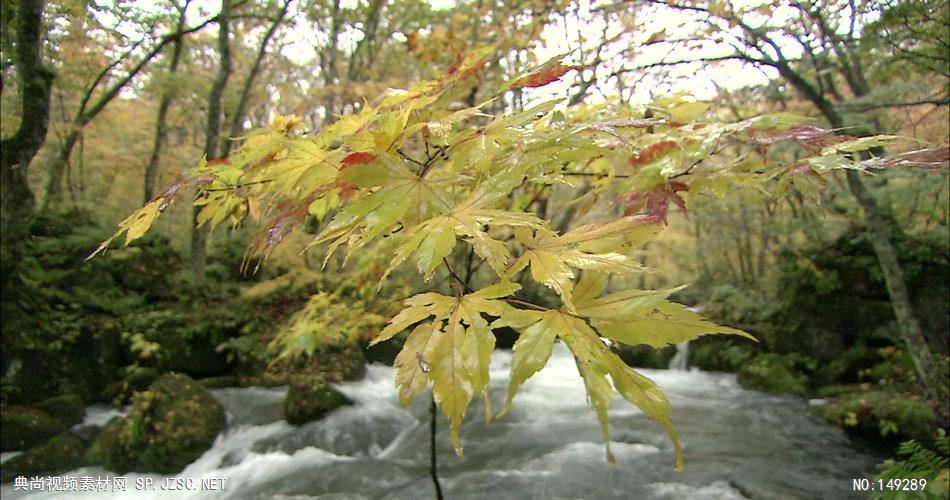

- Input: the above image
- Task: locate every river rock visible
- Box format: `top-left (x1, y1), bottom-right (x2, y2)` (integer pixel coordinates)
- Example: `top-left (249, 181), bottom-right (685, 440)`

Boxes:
top-left (0, 406), bottom-right (68, 452)
top-left (33, 394), bottom-right (85, 427)
top-left (0, 430), bottom-right (93, 483)
top-left (265, 344), bottom-right (364, 425)
top-left (85, 373), bottom-right (225, 474)
top-left (284, 376), bottom-right (352, 425)
top-left (267, 342), bottom-right (367, 384)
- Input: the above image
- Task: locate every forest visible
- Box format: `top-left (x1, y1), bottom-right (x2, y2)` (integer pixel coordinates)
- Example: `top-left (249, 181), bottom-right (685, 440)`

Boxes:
top-left (1, 0), bottom-right (948, 498)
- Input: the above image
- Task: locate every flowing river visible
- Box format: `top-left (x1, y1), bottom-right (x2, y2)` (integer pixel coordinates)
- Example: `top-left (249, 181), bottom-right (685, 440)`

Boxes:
top-left (1, 344), bottom-right (882, 499)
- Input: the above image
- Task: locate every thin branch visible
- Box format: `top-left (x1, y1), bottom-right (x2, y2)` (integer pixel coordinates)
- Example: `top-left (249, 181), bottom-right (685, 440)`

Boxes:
top-left (562, 171), bottom-right (633, 178)
top-left (442, 257), bottom-right (473, 293)
top-left (78, 14), bottom-right (220, 125)
top-left (502, 297), bottom-right (550, 311)
top-left (78, 39), bottom-right (144, 116)
top-left (837, 97), bottom-right (950, 111)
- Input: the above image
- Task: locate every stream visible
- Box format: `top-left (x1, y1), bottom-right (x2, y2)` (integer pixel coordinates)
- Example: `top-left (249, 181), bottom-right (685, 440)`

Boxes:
top-left (1, 344), bottom-right (882, 499)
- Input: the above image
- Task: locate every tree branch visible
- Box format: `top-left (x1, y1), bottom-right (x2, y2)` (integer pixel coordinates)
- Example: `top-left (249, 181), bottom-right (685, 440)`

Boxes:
top-left (77, 14), bottom-right (220, 126)
top-left (837, 97), bottom-right (950, 111)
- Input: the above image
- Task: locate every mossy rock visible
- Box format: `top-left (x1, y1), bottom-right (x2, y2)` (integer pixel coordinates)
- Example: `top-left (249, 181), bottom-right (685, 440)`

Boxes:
top-left (817, 390), bottom-right (937, 445)
top-left (33, 394), bottom-right (85, 428)
top-left (688, 338), bottom-right (758, 372)
top-left (284, 376), bottom-right (351, 425)
top-left (100, 366), bottom-right (161, 404)
top-left (199, 376), bottom-right (240, 389)
top-left (736, 353), bottom-right (811, 397)
top-left (613, 344), bottom-right (676, 369)
top-left (0, 431), bottom-right (92, 483)
top-left (267, 343), bottom-right (367, 384)
top-left (0, 407), bottom-right (67, 452)
top-left (84, 418), bottom-right (126, 469)
top-left (85, 373), bottom-right (225, 474)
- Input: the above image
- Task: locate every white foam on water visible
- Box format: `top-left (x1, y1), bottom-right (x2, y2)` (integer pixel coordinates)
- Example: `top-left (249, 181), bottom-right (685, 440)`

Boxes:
top-left (646, 480), bottom-right (747, 500)
top-left (1, 342), bottom-right (883, 500)
top-left (73, 405), bottom-right (128, 430)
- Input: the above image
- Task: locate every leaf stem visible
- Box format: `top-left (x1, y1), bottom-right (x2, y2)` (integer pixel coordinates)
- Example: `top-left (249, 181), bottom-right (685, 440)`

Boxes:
top-left (430, 394), bottom-right (444, 500)
top-left (203, 179), bottom-right (274, 192)
top-left (561, 171), bottom-right (633, 178)
top-left (502, 297), bottom-right (550, 311)
top-left (442, 257), bottom-right (474, 293)
top-left (397, 148), bottom-right (425, 167)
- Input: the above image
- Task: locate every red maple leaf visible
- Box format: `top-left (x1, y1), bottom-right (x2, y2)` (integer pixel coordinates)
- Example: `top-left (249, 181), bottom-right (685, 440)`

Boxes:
top-left (332, 179), bottom-right (357, 200)
top-left (341, 152), bottom-right (377, 169)
top-left (623, 182), bottom-right (689, 223)
top-left (629, 141), bottom-right (677, 168)
top-left (508, 63), bottom-right (577, 90)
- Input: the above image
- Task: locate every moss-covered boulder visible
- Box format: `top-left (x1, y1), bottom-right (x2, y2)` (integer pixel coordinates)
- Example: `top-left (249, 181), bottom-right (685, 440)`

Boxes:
top-left (688, 338), bottom-right (758, 372)
top-left (266, 342), bottom-right (367, 385)
top-left (0, 431), bottom-right (92, 482)
top-left (0, 407), bottom-right (68, 452)
top-left (284, 376), bottom-right (351, 425)
top-left (736, 353), bottom-right (812, 397)
top-left (613, 344), bottom-right (676, 369)
top-left (33, 394), bottom-right (85, 427)
top-left (85, 373), bottom-right (225, 474)
top-left (817, 390), bottom-right (937, 445)
top-left (269, 343), bottom-right (363, 425)
top-left (199, 375), bottom-right (240, 389)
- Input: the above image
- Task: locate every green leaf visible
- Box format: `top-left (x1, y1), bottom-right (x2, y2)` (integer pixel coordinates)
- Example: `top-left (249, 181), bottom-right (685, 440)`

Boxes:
top-left (496, 309), bottom-right (558, 417)
top-left (371, 292), bottom-right (454, 346)
top-left (576, 286), bottom-right (684, 319)
top-left (510, 217), bottom-right (663, 309)
top-left (426, 312), bottom-right (473, 456)
top-left (316, 154), bottom-right (454, 262)
top-left (557, 313), bottom-right (616, 463)
top-left (605, 353), bottom-right (683, 471)
top-left (376, 286), bottom-right (520, 452)
top-left (395, 323), bottom-right (436, 406)
top-left (461, 316), bottom-right (496, 422)
top-left (825, 135), bottom-right (900, 154)
top-left (594, 301), bottom-right (755, 348)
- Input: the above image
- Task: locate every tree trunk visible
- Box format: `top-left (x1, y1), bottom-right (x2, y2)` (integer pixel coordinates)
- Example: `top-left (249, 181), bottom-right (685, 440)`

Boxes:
top-left (318, 0), bottom-right (343, 127)
top-left (221, 0), bottom-right (291, 158)
top-left (43, 128), bottom-right (81, 207)
top-left (846, 171), bottom-right (949, 416)
top-left (0, 0), bottom-right (54, 291)
top-left (144, 1), bottom-right (191, 203)
top-left (773, 57), bottom-right (949, 417)
top-left (191, 0), bottom-right (232, 284)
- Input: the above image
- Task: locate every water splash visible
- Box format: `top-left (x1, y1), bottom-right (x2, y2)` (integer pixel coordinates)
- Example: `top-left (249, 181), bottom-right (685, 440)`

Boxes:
top-left (667, 341), bottom-right (689, 371)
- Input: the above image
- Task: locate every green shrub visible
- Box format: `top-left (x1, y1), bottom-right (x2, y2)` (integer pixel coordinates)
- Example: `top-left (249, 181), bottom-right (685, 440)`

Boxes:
top-left (737, 353), bottom-right (812, 397)
top-left (818, 391), bottom-right (937, 444)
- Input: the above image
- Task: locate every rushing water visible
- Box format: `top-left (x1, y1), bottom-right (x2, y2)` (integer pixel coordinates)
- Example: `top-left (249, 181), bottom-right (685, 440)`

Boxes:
top-left (668, 342), bottom-right (690, 371)
top-left (1, 344), bottom-right (882, 499)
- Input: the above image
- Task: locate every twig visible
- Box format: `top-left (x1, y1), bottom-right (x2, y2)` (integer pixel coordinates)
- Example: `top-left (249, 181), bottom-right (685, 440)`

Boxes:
top-left (430, 395), bottom-right (444, 500)
top-left (442, 257), bottom-right (474, 293)
top-left (502, 297), bottom-right (549, 311)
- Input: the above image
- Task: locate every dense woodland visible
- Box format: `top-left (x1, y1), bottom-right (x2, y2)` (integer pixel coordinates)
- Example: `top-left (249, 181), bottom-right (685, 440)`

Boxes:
top-left (1, 0), bottom-right (948, 497)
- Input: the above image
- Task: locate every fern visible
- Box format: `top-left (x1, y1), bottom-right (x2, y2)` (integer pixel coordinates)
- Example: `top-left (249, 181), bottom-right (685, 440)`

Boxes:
top-left (874, 431), bottom-right (950, 500)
